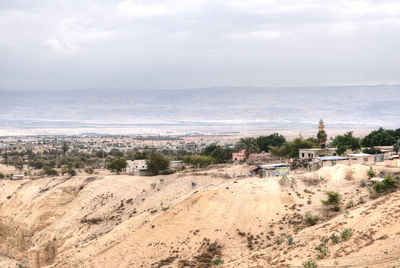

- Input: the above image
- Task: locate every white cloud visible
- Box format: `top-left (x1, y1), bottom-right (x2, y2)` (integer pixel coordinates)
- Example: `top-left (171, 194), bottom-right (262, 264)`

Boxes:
top-left (43, 39), bottom-right (79, 56)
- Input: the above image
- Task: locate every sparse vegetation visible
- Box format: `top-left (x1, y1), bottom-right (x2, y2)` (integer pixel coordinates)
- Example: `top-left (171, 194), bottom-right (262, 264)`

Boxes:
top-left (287, 235), bottom-right (294, 245)
top-left (373, 174), bottom-right (399, 193)
top-left (321, 191), bottom-right (341, 211)
top-left (330, 233), bottom-right (340, 244)
top-left (344, 168), bottom-right (354, 180)
top-left (360, 179), bottom-right (366, 187)
top-left (340, 228), bottom-right (353, 241)
top-left (367, 167), bottom-right (376, 178)
top-left (303, 259), bottom-right (318, 268)
top-left (305, 211), bottom-right (320, 226)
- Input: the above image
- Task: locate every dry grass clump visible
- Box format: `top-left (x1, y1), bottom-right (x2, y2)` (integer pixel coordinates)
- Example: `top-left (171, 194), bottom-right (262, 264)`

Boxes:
top-left (344, 168), bottom-right (354, 180)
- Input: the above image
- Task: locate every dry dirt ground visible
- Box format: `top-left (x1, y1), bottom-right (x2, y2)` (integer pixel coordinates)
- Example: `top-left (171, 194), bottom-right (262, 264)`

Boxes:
top-left (0, 163), bottom-right (400, 268)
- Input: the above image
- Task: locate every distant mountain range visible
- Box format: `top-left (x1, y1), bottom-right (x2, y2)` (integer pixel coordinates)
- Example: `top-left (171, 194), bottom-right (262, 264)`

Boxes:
top-left (1, 85), bottom-right (399, 135)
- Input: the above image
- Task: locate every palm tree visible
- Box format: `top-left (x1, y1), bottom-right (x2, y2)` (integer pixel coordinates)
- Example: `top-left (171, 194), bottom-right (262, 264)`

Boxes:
top-left (236, 137), bottom-right (260, 158)
top-left (317, 130), bottom-right (327, 148)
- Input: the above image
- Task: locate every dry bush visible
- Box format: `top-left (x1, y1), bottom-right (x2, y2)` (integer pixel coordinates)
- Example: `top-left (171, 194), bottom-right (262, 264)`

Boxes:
top-left (301, 174), bottom-right (322, 186)
top-left (344, 168), bottom-right (354, 180)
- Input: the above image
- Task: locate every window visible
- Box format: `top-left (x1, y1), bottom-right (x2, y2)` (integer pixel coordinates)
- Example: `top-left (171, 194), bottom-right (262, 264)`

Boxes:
top-left (302, 153), bottom-right (305, 157)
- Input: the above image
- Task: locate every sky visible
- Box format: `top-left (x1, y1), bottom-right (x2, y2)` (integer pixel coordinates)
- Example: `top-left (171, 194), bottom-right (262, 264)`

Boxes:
top-left (1, 0), bottom-right (400, 90)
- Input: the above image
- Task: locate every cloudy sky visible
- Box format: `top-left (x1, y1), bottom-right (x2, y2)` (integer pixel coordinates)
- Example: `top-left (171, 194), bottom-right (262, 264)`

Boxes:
top-left (1, 0), bottom-right (400, 90)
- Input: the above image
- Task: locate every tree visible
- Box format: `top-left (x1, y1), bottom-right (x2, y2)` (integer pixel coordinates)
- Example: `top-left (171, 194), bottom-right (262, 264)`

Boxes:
top-left (109, 148), bottom-right (123, 157)
top-left (62, 143), bottom-right (69, 154)
top-left (394, 139), bottom-right (400, 154)
top-left (107, 157), bottom-right (127, 173)
top-left (331, 132), bottom-right (361, 154)
top-left (256, 133), bottom-right (286, 152)
top-left (317, 130), bottom-right (327, 146)
top-left (146, 152), bottom-right (170, 175)
top-left (269, 136), bottom-right (319, 158)
top-left (361, 128), bottom-right (400, 147)
top-left (236, 137), bottom-right (260, 158)
top-left (201, 145), bottom-right (233, 163)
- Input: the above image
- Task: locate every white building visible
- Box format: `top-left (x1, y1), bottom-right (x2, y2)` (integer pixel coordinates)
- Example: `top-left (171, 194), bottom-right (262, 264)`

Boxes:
top-left (126, 160), bottom-right (148, 175)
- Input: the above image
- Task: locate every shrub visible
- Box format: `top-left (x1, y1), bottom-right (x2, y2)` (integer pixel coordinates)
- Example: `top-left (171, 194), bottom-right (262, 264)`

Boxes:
top-left (275, 237), bottom-right (283, 245)
top-left (315, 244), bottom-right (329, 259)
top-left (0, 173), bottom-right (4, 179)
top-left (359, 179), bottom-right (366, 187)
top-left (321, 191), bottom-right (341, 211)
top-left (367, 167), bottom-right (376, 178)
top-left (330, 234), bottom-right (340, 244)
top-left (61, 166), bottom-right (76, 176)
top-left (373, 174), bottom-right (399, 193)
top-left (151, 183), bottom-right (157, 189)
top-left (305, 212), bottom-right (320, 226)
top-left (85, 167), bottom-right (94, 174)
top-left (159, 169), bottom-right (175, 175)
top-left (211, 259), bottom-right (224, 265)
top-left (344, 168), bottom-right (354, 180)
top-left (287, 235), bottom-right (294, 245)
top-left (345, 200), bottom-right (354, 209)
top-left (303, 259), bottom-right (318, 268)
top-left (42, 166), bottom-right (58, 176)
top-left (183, 155), bottom-right (216, 168)
top-left (340, 228), bottom-right (353, 241)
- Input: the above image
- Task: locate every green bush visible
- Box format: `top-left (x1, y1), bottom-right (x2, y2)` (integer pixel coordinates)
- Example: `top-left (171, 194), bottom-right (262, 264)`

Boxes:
top-left (359, 179), bottom-right (366, 187)
top-left (305, 212), bottom-right (320, 226)
top-left (321, 191), bottom-right (341, 211)
top-left (85, 167), bottom-right (94, 174)
top-left (211, 259), bottom-right (224, 265)
top-left (367, 167), bottom-right (376, 178)
top-left (373, 174), bottom-right (399, 193)
top-left (61, 166), bottom-right (76, 176)
top-left (0, 173), bottom-right (4, 179)
top-left (183, 155), bottom-right (216, 168)
top-left (303, 259), bottom-right (318, 268)
top-left (287, 235), bottom-right (294, 245)
top-left (330, 233), bottom-right (340, 244)
top-left (340, 228), bottom-right (353, 241)
top-left (159, 169), bottom-right (175, 175)
top-left (42, 166), bottom-right (58, 176)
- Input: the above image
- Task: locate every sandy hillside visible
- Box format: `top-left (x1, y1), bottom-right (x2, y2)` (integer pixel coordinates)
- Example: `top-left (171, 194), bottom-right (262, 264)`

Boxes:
top-left (0, 164), bottom-right (399, 267)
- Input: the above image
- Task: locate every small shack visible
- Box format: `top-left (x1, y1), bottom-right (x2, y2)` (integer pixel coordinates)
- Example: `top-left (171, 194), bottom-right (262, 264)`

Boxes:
top-left (252, 163), bottom-right (290, 178)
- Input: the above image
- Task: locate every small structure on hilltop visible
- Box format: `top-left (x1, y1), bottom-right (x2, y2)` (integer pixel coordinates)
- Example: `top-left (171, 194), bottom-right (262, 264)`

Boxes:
top-left (252, 163), bottom-right (290, 178)
top-left (126, 160), bottom-right (148, 176)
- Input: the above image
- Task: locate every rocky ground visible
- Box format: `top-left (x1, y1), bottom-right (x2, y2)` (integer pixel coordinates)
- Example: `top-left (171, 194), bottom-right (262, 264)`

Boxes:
top-left (0, 163), bottom-right (399, 267)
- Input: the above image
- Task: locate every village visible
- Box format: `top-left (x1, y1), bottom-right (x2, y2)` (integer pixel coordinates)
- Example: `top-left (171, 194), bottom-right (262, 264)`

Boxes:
top-left (1, 121), bottom-right (400, 268)
top-left (1, 120), bottom-right (399, 182)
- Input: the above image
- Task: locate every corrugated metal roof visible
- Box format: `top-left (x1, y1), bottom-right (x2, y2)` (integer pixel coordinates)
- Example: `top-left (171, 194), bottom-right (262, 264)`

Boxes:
top-left (347, 153), bottom-right (373, 157)
top-left (317, 156), bottom-right (349, 161)
top-left (258, 163), bottom-right (290, 169)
